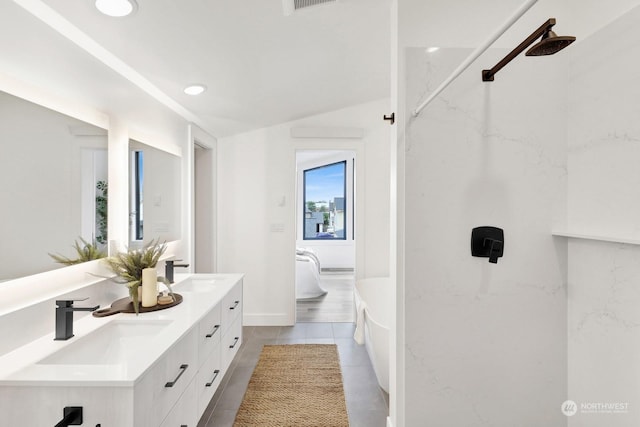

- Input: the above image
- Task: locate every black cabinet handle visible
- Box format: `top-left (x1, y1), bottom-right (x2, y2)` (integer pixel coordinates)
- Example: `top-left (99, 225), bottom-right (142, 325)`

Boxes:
top-left (229, 337), bottom-right (239, 349)
top-left (229, 300), bottom-right (239, 310)
top-left (165, 364), bottom-right (188, 387)
top-left (206, 324), bottom-right (220, 338)
top-left (205, 369), bottom-right (221, 387)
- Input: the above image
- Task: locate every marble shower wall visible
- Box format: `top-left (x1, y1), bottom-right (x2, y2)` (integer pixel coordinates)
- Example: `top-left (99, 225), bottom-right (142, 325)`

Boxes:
top-left (567, 6), bottom-right (640, 426)
top-left (568, 5), bottom-right (640, 238)
top-left (404, 47), bottom-right (568, 425)
top-left (567, 240), bottom-right (640, 426)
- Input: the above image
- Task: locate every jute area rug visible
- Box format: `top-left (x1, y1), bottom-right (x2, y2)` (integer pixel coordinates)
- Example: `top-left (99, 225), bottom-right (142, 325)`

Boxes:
top-left (233, 344), bottom-right (349, 427)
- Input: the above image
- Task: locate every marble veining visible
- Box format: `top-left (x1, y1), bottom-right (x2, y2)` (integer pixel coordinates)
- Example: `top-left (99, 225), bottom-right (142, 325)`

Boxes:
top-left (566, 12), bottom-right (640, 425)
top-left (404, 46), bottom-right (567, 425)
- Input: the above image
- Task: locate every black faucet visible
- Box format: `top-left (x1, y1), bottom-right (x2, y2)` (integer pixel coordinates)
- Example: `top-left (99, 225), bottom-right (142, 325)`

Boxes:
top-left (165, 260), bottom-right (190, 284)
top-left (55, 298), bottom-right (100, 341)
top-left (54, 407), bottom-right (83, 427)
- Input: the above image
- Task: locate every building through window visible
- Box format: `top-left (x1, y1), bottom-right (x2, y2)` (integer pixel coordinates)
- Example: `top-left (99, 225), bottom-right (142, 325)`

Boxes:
top-left (303, 160), bottom-right (346, 240)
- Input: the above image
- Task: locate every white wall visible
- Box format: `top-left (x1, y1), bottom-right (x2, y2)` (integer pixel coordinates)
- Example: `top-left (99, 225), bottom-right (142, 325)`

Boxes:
top-left (217, 99), bottom-right (390, 326)
top-left (399, 0), bottom-right (571, 51)
top-left (567, 4), bottom-right (640, 426)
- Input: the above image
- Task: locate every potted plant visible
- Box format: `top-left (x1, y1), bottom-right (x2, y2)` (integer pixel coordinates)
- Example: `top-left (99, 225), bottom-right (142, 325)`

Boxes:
top-left (104, 239), bottom-right (171, 314)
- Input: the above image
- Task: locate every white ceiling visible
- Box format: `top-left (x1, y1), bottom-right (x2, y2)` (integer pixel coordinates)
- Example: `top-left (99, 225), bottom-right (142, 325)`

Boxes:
top-left (38, 0), bottom-right (391, 137)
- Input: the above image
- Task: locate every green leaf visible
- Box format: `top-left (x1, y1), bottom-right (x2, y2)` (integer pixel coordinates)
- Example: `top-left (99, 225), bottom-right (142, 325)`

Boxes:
top-left (49, 237), bottom-right (106, 265)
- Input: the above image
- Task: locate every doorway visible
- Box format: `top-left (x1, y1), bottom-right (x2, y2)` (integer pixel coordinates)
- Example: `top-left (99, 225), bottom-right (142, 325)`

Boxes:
top-left (194, 141), bottom-right (215, 273)
top-left (295, 150), bottom-right (356, 323)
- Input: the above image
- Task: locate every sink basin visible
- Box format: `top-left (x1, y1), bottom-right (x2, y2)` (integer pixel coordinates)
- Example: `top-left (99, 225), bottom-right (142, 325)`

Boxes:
top-left (175, 279), bottom-right (217, 293)
top-left (38, 320), bottom-right (172, 366)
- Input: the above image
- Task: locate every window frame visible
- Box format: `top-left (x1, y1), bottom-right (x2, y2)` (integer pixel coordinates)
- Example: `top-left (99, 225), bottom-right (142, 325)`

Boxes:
top-left (302, 160), bottom-right (347, 241)
top-left (131, 150), bottom-right (144, 241)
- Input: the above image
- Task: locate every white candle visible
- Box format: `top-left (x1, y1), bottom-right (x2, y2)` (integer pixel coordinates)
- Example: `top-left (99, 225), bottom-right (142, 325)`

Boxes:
top-left (141, 267), bottom-right (158, 308)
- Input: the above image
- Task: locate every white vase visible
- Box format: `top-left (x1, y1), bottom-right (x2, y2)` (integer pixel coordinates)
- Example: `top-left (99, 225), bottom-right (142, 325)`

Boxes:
top-left (141, 268), bottom-right (158, 307)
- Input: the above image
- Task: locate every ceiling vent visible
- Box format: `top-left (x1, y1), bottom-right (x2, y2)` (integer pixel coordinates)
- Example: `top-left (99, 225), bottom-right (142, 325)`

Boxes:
top-left (283, 0), bottom-right (337, 16)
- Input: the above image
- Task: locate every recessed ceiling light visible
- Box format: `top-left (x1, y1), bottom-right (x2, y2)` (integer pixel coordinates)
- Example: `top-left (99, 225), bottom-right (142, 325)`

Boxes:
top-left (184, 84), bottom-right (207, 96)
top-left (426, 47), bottom-right (440, 53)
top-left (95, 0), bottom-right (138, 17)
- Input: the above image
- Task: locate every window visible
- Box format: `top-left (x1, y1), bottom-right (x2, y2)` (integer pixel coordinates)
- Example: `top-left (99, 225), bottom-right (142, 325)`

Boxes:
top-left (131, 150), bottom-right (144, 241)
top-left (303, 161), bottom-right (346, 240)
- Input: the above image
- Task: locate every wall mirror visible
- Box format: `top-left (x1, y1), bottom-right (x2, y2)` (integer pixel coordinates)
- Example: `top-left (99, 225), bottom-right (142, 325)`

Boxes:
top-left (128, 139), bottom-right (181, 247)
top-left (0, 90), bottom-right (108, 281)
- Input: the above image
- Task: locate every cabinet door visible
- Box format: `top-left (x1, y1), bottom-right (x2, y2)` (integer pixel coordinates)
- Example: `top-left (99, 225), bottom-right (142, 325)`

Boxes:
top-left (221, 315), bottom-right (242, 372)
top-left (196, 341), bottom-right (223, 416)
top-left (160, 379), bottom-right (197, 427)
top-left (197, 304), bottom-right (221, 367)
top-left (220, 282), bottom-right (242, 336)
top-left (135, 328), bottom-right (198, 427)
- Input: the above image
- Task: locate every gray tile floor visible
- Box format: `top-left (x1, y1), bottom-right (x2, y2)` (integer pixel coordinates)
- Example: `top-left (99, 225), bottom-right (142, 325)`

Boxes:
top-left (198, 323), bottom-right (389, 427)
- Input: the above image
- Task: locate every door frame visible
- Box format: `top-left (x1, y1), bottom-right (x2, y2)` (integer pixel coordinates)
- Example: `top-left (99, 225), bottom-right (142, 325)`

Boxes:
top-left (292, 140), bottom-right (365, 323)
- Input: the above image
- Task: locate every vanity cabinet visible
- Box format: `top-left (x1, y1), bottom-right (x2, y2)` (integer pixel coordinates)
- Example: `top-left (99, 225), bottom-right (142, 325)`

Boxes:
top-left (0, 274), bottom-right (243, 427)
top-left (140, 278), bottom-right (243, 427)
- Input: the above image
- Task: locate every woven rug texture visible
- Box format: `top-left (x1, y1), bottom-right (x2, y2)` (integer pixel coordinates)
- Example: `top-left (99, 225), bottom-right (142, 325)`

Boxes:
top-left (233, 344), bottom-right (349, 427)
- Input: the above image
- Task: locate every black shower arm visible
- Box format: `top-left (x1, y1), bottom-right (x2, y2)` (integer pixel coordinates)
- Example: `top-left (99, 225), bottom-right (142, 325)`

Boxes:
top-left (482, 18), bottom-right (555, 82)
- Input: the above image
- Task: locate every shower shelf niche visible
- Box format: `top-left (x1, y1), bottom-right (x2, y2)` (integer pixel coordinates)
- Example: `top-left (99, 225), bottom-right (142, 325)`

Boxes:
top-left (552, 230), bottom-right (640, 246)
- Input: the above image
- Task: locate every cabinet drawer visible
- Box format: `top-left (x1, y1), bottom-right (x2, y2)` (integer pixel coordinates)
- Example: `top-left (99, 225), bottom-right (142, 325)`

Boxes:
top-left (197, 304), bottom-right (221, 366)
top-left (135, 328), bottom-right (198, 427)
top-left (220, 282), bottom-right (242, 335)
top-left (196, 342), bottom-right (223, 416)
top-left (221, 316), bottom-right (242, 372)
top-left (160, 378), bottom-right (197, 427)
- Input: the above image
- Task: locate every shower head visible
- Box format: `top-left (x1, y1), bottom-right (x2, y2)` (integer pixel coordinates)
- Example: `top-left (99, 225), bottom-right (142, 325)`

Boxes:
top-left (525, 29), bottom-right (576, 56)
top-left (482, 18), bottom-right (576, 81)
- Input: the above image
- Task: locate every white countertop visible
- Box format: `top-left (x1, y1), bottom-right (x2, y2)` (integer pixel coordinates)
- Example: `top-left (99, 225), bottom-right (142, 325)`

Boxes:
top-left (0, 273), bottom-right (243, 387)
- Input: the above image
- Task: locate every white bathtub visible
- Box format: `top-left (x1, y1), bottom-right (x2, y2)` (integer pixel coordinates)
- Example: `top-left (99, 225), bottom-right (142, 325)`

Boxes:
top-left (354, 277), bottom-right (391, 393)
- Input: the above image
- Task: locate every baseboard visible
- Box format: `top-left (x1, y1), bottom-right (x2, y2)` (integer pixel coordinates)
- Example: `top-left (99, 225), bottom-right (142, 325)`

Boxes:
top-left (387, 416), bottom-right (393, 427)
top-left (243, 312), bottom-right (293, 326)
top-left (321, 267), bottom-right (355, 273)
